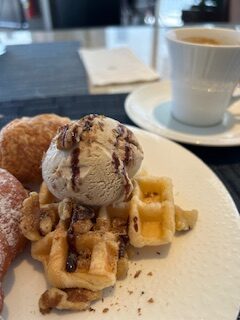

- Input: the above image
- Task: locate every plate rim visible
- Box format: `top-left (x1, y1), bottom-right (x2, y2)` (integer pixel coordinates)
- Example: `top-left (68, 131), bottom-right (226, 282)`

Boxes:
top-left (125, 81), bottom-right (240, 147)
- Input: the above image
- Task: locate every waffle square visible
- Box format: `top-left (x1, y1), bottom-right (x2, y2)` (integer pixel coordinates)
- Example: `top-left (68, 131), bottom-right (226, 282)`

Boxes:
top-left (97, 203), bottom-right (130, 279)
top-left (128, 176), bottom-right (175, 247)
top-left (32, 223), bottom-right (119, 291)
top-left (96, 202), bottom-right (129, 233)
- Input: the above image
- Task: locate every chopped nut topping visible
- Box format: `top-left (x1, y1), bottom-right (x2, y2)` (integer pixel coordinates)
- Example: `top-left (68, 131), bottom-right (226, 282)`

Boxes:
top-left (56, 123), bottom-right (81, 150)
top-left (39, 289), bottom-right (62, 314)
top-left (134, 270), bottom-right (142, 278)
top-left (148, 298), bottom-right (154, 303)
top-left (73, 219), bottom-right (93, 234)
top-left (39, 288), bottom-right (101, 314)
top-left (147, 272), bottom-right (153, 276)
top-left (39, 215), bottom-right (53, 236)
top-left (72, 204), bottom-right (96, 220)
top-left (58, 198), bottom-right (72, 221)
top-left (112, 217), bottom-right (128, 234)
top-left (39, 204), bottom-right (59, 236)
top-left (20, 192), bottom-right (41, 241)
top-left (95, 217), bottom-right (111, 232)
top-left (56, 115), bottom-right (100, 150)
top-left (89, 307), bottom-right (95, 312)
top-left (102, 308), bottom-right (109, 313)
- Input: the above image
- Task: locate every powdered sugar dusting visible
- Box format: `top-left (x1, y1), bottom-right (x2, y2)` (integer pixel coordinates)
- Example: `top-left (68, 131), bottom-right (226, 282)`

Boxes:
top-left (0, 282), bottom-right (3, 312)
top-left (0, 239), bottom-right (6, 276)
top-left (0, 169), bottom-right (27, 251)
top-left (0, 197), bottom-right (20, 247)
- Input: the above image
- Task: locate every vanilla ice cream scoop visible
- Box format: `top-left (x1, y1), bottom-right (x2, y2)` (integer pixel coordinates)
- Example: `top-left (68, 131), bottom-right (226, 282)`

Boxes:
top-left (42, 115), bottom-right (143, 206)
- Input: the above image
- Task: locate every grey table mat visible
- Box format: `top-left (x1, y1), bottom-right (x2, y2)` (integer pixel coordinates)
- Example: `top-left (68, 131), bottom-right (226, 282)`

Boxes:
top-left (0, 41), bottom-right (88, 102)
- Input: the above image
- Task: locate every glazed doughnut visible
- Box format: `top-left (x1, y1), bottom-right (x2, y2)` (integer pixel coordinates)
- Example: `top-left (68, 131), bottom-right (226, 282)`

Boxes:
top-left (0, 114), bottom-right (70, 183)
top-left (0, 168), bottom-right (28, 312)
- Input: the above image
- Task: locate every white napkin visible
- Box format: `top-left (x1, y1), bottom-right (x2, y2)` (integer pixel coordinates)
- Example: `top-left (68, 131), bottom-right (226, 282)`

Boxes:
top-left (79, 47), bottom-right (159, 86)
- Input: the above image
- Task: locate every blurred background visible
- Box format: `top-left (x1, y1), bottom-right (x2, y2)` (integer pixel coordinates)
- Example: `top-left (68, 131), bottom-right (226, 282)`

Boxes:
top-left (0, 0), bottom-right (239, 31)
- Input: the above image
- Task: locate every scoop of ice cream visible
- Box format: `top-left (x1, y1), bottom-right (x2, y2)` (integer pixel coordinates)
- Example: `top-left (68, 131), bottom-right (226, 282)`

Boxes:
top-left (42, 114), bottom-right (143, 206)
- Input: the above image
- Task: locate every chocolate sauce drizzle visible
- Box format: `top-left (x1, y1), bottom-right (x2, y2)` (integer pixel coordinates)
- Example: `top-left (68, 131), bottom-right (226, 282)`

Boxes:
top-left (71, 148), bottom-right (80, 191)
top-left (124, 144), bottom-right (131, 166)
top-left (112, 152), bottom-right (120, 173)
top-left (133, 216), bottom-right (138, 232)
top-left (66, 248), bottom-right (78, 273)
top-left (118, 234), bottom-right (129, 258)
top-left (59, 124), bottom-right (69, 149)
top-left (66, 205), bottom-right (96, 273)
top-left (71, 125), bottom-right (79, 144)
top-left (122, 169), bottom-right (131, 198)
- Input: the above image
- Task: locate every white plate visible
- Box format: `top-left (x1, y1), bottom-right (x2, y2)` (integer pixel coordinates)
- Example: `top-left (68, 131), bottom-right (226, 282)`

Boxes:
top-left (3, 127), bottom-right (240, 320)
top-left (125, 81), bottom-right (240, 146)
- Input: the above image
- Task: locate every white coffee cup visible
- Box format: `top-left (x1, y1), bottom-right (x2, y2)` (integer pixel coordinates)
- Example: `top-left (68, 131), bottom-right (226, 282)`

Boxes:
top-left (166, 27), bottom-right (240, 126)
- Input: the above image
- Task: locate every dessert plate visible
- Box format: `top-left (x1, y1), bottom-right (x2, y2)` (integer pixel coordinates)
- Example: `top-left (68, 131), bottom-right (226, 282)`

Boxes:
top-left (3, 127), bottom-right (240, 320)
top-left (125, 81), bottom-right (240, 146)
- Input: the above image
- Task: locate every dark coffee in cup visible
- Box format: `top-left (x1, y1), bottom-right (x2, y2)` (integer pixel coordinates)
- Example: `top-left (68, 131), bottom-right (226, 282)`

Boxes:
top-left (181, 37), bottom-right (222, 45)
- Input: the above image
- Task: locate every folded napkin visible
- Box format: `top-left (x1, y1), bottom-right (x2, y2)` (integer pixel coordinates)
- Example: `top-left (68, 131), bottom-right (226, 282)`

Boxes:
top-left (79, 47), bottom-right (159, 86)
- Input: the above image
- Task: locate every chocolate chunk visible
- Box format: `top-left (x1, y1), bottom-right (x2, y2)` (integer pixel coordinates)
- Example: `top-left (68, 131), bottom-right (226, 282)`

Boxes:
top-left (134, 270), bottom-right (141, 278)
top-left (133, 216), bottom-right (138, 232)
top-left (71, 148), bottom-right (80, 191)
top-left (72, 205), bottom-right (95, 221)
top-left (66, 251), bottom-right (78, 273)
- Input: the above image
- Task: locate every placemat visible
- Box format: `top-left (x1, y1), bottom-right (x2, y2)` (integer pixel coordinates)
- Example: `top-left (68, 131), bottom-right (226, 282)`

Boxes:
top-left (0, 93), bottom-right (239, 215)
top-left (0, 41), bottom-right (88, 102)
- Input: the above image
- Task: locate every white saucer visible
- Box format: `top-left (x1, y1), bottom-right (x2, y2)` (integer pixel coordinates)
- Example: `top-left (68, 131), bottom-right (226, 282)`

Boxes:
top-left (125, 81), bottom-right (240, 146)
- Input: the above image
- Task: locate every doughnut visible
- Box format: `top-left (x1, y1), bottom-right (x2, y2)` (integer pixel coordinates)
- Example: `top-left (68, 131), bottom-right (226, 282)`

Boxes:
top-left (0, 168), bottom-right (28, 311)
top-left (0, 114), bottom-right (70, 184)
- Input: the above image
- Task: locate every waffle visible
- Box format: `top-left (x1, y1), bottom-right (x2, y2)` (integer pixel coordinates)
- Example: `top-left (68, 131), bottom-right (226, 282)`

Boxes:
top-left (128, 176), bottom-right (176, 247)
top-left (20, 192), bottom-right (59, 241)
top-left (175, 205), bottom-right (198, 231)
top-left (39, 181), bottom-right (57, 205)
top-left (31, 200), bottom-right (119, 292)
top-left (96, 203), bottom-right (130, 279)
top-left (20, 174), bottom-right (198, 313)
top-left (96, 203), bottom-right (129, 233)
